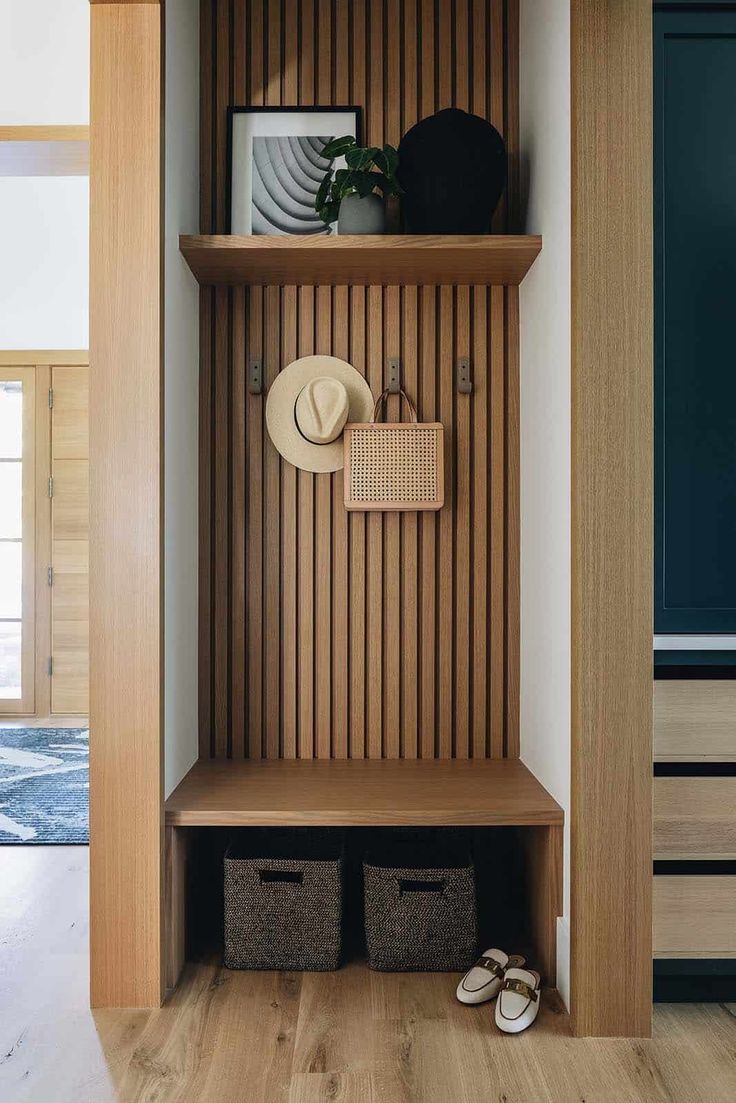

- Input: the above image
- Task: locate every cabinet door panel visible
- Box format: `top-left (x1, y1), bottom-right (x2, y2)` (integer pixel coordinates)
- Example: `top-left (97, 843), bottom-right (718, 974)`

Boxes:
top-left (655, 12), bottom-right (736, 631)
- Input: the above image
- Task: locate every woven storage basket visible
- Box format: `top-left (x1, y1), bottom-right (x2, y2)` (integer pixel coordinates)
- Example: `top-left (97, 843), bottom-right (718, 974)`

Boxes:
top-left (224, 828), bottom-right (344, 971)
top-left (344, 388), bottom-right (444, 511)
top-left (363, 830), bottom-right (477, 972)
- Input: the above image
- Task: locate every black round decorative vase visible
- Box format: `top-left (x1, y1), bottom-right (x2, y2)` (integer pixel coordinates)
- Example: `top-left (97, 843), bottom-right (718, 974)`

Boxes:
top-left (397, 108), bottom-right (507, 234)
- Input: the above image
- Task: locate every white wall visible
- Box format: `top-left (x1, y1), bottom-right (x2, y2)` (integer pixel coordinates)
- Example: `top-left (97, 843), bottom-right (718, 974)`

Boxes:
top-left (164, 0), bottom-right (200, 797)
top-left (518, 0), bottom-right (571, 1008)
top-left (0, 0), bottom-right (89, 125)
top-left (0, 0), bottom-right (89, 350)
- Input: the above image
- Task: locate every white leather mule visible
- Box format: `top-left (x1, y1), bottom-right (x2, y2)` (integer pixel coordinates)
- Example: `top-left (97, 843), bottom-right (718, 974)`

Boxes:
top-left (456, 949), bottom-right (526, 1006)
top-left (494, 967), bottom-right (541, 1033)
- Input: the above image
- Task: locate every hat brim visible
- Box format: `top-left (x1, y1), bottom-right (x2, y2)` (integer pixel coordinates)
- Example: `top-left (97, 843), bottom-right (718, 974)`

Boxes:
top-left (266, 355), bottom-right (374, 473)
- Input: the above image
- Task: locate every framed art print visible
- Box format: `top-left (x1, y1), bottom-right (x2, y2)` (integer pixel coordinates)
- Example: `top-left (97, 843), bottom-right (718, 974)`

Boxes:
top-left (227, 106), bottom-right (362, 235)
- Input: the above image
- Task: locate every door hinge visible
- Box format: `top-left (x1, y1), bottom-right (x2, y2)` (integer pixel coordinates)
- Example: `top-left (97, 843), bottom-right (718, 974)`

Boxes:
top-left (48, 657), bottom-right (53, 676)
top-left (47, 566), bottom-right (53, 586)
top-left (48, 387), bottom-right (54, 409)
top-left (48, 476), bottom-right (54, 498)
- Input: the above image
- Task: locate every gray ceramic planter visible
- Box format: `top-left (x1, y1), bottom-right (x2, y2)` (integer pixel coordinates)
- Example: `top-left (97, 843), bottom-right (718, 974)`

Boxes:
top-left (337, 193), bottom-right (385, 235)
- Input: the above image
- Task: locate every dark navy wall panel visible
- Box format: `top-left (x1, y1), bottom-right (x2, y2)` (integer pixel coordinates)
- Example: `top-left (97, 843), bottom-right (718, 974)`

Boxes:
top-left (654, 10), bottom-right (736, 631)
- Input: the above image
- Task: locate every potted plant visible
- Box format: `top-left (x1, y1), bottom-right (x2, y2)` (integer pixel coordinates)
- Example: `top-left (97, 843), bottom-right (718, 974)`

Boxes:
top-left (315, 136), bottom-right (402, 234)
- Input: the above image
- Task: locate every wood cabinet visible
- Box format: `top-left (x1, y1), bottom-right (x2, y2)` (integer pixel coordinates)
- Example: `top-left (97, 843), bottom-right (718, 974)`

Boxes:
top-left (654, 876), bottom-right (736, 958)
top-left (654, 777), bottom-right (736, 859)
top-left (654, 10), bottom-right (736, 631)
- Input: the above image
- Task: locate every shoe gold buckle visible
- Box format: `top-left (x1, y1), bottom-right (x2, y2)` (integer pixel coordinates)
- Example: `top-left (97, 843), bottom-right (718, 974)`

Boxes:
top-left (502, 978), bottom-right (538, 1002)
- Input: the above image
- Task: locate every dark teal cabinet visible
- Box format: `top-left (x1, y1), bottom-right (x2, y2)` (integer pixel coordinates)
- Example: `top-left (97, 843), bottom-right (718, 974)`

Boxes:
top-left (655, 7), bottom-right (736, 632)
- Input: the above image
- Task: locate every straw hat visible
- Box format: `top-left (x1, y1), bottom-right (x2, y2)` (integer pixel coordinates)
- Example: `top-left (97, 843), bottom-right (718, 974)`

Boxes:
top-left (266, 355), bottom-right (374, 473)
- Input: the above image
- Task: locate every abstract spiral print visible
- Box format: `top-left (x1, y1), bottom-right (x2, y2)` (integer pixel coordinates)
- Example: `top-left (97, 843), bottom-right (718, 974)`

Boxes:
top-left (252, 135), bottom-right (334, 235)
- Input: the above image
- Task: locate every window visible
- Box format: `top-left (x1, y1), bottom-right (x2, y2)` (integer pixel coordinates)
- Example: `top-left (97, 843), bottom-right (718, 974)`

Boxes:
top-left (0, 370), bottom-right (35, 712)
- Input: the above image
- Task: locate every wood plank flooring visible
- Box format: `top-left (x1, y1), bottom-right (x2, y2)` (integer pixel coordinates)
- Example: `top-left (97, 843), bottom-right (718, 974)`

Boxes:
top-left (1, 848), bottom-right (736, 1103)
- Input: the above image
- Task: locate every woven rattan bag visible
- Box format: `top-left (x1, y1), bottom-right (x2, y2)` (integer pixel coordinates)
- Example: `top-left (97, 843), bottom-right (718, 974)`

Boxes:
top-left (343, 388), bottom-right (444, 511)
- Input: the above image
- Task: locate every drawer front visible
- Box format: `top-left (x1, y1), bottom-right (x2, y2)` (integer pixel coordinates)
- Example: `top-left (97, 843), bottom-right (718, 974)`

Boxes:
top-left (654, 777), bottom-right (736, 859)
top-left (654, 680), bottom-right (736, 760)
top-left (654, 875), bottom-right (736, 957)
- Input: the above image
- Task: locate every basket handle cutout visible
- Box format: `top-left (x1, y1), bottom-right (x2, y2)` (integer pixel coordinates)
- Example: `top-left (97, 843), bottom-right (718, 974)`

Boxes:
top-left (371, 387), bottom-right (418, 425)
top-left (259, 869), bottom-right (304, 885)
top-left (398, 877), bottom-right (445, 894)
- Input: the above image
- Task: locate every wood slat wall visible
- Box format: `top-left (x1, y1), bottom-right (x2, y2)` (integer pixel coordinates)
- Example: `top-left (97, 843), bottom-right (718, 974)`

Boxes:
top-left (199, 0), bottom-right (519, 761)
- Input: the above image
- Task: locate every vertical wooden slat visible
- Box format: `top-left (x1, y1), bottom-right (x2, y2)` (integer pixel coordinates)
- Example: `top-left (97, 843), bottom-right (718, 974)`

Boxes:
top-left (471, 287), bottom-right (488, 757)
top-left (403, 0), bottom-right (418, 134)
top-left (490, 286), bottom-right (505, 756)
top-left (280, 4), bottom-right (298, 761)
top-left (231, 287), bottom-right (246, 759)
top-left (420, 0), bottom-right (435, 120)
top-left (246, 287), bottom-right (263, 758)
top-left (315, 286), bottom-right (333, 758)
top-left (332, 285), bottom-right (349, 759)
top-left (366, 286), bottom-right (383, 758)
top-left (213, 287), bottom-right (229, 756)
top-left (437, 286), bottom-right (454, 757)
top-left (349, 289), bottom-right (367, 759)
top-left (264, 286), bottom-right (281, 758)
top-left (297, 287), bottom-right (315, 758)
top-left (454, 286), bottom-right (471, 759)
top-left (419, 286), bottom-right (436, 758)
top-left (281, 288), bottom-right (298, 758)
top-left (265, 0), bottom-right (281, 104)
top-left (229, 0), bottom-right (247, 762)
top-left (384, 286), bottom-right (401, 758)
top-left (455, 0), bottom-right (469, 111)
top-left (402, 286), bottom-right (419, 758)
top-left (437, 0), bottom-right (452, 109)
top-left (490, 0), bottom-right (505, 232)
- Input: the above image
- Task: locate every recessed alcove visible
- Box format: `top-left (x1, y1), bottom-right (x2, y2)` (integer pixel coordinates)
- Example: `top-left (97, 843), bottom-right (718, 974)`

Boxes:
top-left (164, 0), bottom-right (563, 1000)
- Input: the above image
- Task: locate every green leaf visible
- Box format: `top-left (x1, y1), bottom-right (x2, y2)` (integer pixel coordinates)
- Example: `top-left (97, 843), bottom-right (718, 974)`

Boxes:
top-left (320, 135), bottom-right (355, 160)
top-left (382, 144), bottom-right (399, 175)
top-left (315, 172), bottom-right (332, 212)
top-left (355, 173), bottom-right (378, 198)
top-left (345, 146), bottom-right (375, 171)
top-left (319, 199), bottom-right (340, 225)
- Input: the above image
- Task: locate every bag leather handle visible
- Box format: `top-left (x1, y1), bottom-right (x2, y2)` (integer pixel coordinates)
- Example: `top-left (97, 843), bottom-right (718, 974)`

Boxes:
top-left (371, 387), bottom-right (418, 424)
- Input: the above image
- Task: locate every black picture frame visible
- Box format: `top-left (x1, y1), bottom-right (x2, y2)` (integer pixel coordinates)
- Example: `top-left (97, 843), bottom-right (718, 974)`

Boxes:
top-left (226, 105), bottom-right (364, 235)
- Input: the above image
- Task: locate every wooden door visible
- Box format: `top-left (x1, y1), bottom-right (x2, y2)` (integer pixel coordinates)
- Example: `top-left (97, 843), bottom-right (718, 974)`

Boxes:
top-left (50, 366), bottom-right (89, 713)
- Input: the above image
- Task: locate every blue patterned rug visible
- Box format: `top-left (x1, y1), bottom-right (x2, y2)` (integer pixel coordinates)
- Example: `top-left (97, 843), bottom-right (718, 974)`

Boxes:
top-left (0, 727), bottom-right (88, 844)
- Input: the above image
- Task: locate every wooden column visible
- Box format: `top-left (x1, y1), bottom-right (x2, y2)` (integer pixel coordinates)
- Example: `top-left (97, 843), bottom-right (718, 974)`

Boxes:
top-left (89, 0), bottom-right (164, 1008)
top-left (570, 0), bottom-right (653, 1037)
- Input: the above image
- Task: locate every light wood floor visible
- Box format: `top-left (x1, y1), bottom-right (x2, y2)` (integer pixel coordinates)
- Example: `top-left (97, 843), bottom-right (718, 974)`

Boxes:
top-left (1, 848), bottom-right (735, 1103)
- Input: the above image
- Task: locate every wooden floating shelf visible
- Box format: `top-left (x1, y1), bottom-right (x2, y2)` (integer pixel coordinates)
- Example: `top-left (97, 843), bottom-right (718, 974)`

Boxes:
top-left (164, 757), bottom-right (563, 827)
top-left (179, 233), bottom-right (542, 287)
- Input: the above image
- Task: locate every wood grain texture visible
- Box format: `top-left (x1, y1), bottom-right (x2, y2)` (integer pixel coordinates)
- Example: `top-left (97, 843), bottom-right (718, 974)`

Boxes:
top-left (522, 824), bottom-right (564, 986)
top-left (165, 757), bottom-right (563, 826)
top-left (5, 848), bottom-right (736, 1103)
top-left (164, 827), bottom-right (188, 993)
top-left (655, 680), bottom-right (736, 761)
top-left (89, 1), bottom-right (163, 1008)
top-left (654, 776), bottom-right (736, 859)
top-left (199, 0), bottom-right (521, 764)
top-left (570, 0), bottom-right (653, 1037)
top-left (0, 351), bottom-right (88, 366)
top-left (0, 125), bottom-right (88, 141)
top-left (34, 366), bottom-right (52, 718)
top-left (51, 367), bottom-right (89, 715)
top-left (654, 876), bottom-right (736, 958)
top-left (180, 234), bottom-right (542, 286)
